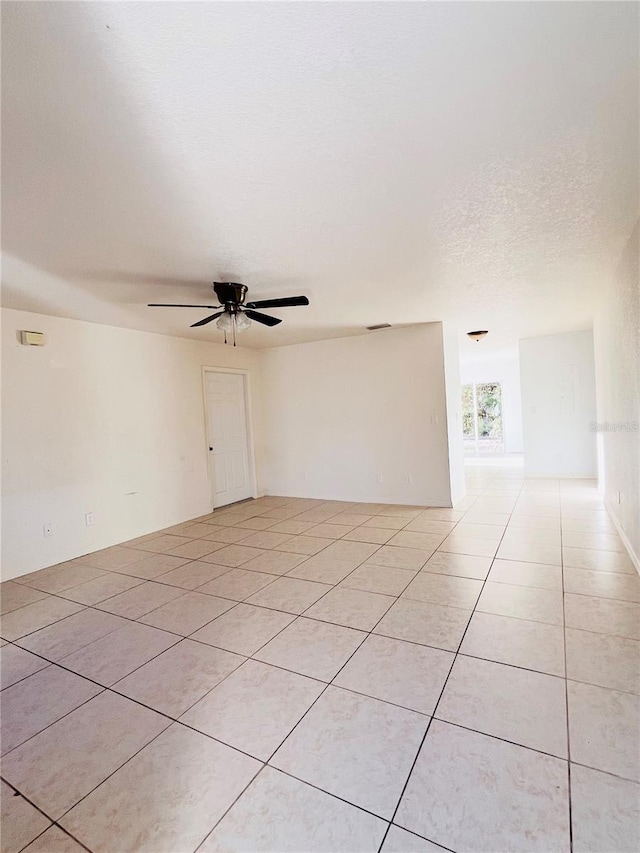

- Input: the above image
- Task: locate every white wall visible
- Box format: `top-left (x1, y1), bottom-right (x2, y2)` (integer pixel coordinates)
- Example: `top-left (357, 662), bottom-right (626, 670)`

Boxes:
top-left (1, 308), bottom-right (264, 580)
top-left (442, 324), bottom-right (466, 505)
top-left (519, 329), bottom-right (597, 477)
top-left (460, 348), bottom-right (524, 454)
top-left (2, 313), bottom-right (466, 580)
top-left (261, 323), bottom-right (458, 506)
top-left (593, 221), bottom-right (640, 569)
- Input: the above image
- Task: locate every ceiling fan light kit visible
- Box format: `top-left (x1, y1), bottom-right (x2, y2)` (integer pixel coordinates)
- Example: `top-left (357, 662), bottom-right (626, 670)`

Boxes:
top-left (148, 281), bottom-right (310, 345)
top-left (216, 312), bottom-right (233, 332)
top-left (234, 312), bottom-right (252, 331)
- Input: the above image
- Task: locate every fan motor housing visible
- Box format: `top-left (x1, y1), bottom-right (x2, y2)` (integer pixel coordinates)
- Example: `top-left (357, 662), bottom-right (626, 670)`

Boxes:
top-left (213, 282), bottom-right (247, 307)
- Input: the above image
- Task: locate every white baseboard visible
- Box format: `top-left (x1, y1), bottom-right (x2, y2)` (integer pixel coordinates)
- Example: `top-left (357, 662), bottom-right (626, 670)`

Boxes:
top-left (261, 490), bottom-right (451, 508)
top-left (604, 498), bottom-right (640, 577)
top-left (524, 472), bottom-right (597, 479)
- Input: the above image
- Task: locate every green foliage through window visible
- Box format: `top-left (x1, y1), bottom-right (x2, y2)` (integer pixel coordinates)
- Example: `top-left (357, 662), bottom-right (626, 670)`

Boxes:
top-left (461, 382), bottom-right (503, 440)
top-left (462, 385), bottom-right (475, 436)
top-left (476, 383), bottom-right (503, 438)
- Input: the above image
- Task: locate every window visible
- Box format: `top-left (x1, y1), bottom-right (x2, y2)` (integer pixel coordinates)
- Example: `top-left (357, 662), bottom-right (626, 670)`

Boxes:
top-left (462, 382), bottom-right (504, 455)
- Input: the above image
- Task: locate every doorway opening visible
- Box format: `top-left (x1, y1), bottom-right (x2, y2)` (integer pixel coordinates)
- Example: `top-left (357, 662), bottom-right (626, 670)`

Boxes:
top-left (462, 381), bottom-right (505, 456)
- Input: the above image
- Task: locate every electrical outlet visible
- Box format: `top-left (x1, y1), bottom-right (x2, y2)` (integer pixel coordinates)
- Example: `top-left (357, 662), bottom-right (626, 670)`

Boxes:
top-left (43, 524), bottom-right (54, 537)
top-left (405, 474), bottom-right (413, 484)
top-left (84, 512), bottom-right (95, 527)
top-left (376, 474), bottom-right (383, 484)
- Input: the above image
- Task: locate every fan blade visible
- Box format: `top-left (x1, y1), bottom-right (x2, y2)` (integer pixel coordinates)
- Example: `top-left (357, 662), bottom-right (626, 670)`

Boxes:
top-left (148, 303), bottom-right (220, 308)
top-left (244, 309), bottom-right (282, 327)
top-left (190, 312), bottom-right (224, 328)
top-left (245, 296), bottom-right (309, 309)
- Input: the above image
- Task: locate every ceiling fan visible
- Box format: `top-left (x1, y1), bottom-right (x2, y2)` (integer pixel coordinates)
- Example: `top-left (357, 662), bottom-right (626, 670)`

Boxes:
top-left (148, 282), bottom-right (309, 345)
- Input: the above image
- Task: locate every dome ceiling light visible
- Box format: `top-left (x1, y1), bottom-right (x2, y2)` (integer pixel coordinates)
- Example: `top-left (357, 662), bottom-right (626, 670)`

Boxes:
top-left (467, 330), bottom-right (489, 342)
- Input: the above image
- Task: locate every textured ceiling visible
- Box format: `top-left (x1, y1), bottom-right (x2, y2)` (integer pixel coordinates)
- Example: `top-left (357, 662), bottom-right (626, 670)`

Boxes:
top-left (2, 1), bottom-right (638, 350)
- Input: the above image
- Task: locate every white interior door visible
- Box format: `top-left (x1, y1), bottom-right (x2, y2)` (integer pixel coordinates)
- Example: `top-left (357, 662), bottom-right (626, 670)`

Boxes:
top-left (204, 371), bottom-right (253, 508)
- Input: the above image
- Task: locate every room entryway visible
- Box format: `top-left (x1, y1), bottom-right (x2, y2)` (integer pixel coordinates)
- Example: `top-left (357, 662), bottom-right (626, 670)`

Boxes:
top-left (203, 369), bottom-right (255, 508)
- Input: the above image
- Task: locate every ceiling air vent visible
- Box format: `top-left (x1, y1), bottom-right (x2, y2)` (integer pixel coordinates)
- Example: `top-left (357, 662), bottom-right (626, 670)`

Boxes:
top-left (366, 323), bottom-right (392, 331)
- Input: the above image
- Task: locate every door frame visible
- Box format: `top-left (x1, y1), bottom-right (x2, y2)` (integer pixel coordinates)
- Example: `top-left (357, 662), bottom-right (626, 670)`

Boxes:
top-left (201, 366), bottom-right (258, 509)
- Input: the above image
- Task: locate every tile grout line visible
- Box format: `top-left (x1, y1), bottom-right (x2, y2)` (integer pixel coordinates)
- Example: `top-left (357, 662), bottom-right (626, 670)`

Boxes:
top-left (4, 486), bottom-right (636, 851)
top-left (190, 529), bottom-right (445, 850)
top-left (192, 505), bottom-right (472, 851)
top-left (0, 638), bottom-right (181, 759)
top-left (6, 566), bottom-right (456, 705)
top-left (185, 504), bottom-right (408, 851)
top-left (193, 764), bottom-right (393, 853)
top-left (0, 500), bottom-right (460, 851)
top-left (3, 503), bottom-right (465, 747)
top-left (6, 499), bottom-right (451, 618)
top-left (6, 494), bottom-right (439, 594)
top-left (1, 499), bottom-right (305, 825)
top-left (1, 777), bottom-right (93, 853)
top-left (3, 519), bottom-right (359, 644)
top-left (560, 484), bottom-right (574, 853)
top-left (376, 478), bottom-right (523, 852)
top-left (6, 492), bottom-right (576, 641)
top-left (15, 620), bottom-right (615, 781)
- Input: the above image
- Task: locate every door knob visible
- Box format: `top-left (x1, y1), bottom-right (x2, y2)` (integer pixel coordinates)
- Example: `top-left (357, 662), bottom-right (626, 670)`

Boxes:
top-left (209, 446), bottom-right (213, 451)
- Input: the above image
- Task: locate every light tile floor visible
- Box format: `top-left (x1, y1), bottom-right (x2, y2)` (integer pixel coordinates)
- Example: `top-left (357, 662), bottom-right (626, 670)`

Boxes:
top-left (1, 468), bottom-right (639, 852)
